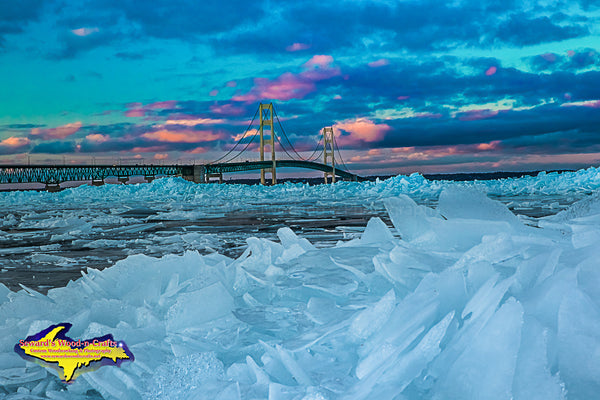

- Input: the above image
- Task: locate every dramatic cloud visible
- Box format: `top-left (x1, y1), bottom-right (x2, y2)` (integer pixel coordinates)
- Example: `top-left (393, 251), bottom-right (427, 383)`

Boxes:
top-left (334, 118), bottom-right (392, 147)
top-left (71, 27), bottom-right (99, 37)
top-left (0, 136), bottom-right (31, 154)
top-left (0, 0), bottom-right (46, 44)
top-left (30, 122), bottom-right (82, 140)
top-left (31, 141), bottom-right (76, 154)
top-left (492, 14), bottom-right (588, 46)
top-left (0, 137), bottom-right (31, 147)
top-left (124, 101), bottom-right (180, 118)
top-left (141, 129), bottom-right (225, 143)
top-left (85, 133), bottom-right (110, 143)
top-left (233, 55), bottom-right (340, 102)
top-left (286, 43), bottom-right (310, 52)
top-left (530, 49), bottom-right (599, 72)
top-left (104, 0), bottom-right (263, 38)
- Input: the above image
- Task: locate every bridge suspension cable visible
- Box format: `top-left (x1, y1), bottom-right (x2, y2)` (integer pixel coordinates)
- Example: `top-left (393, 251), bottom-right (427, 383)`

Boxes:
top-left (272, 107), bottom-right (330, 164)
top-left (209, 107), bottom-right (259, 164)
top-left (333, 133), bottom-right (353, 173)
top-left (305, 136), bottom-right (324, 162)
top-left (273, 108), bottom-right (311, 162)
top-left (221, 128), bottom-right (259, 163)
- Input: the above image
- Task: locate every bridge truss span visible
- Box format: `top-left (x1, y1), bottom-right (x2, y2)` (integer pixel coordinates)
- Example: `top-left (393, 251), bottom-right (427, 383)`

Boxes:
top-left (0, 165), bottom-right (183, 185)
top-left (204, 160), bottom-right (361, 182)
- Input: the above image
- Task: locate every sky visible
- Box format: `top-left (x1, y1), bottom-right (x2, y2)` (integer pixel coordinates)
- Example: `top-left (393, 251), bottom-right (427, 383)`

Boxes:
top-left (0, 0), bottom-right (599, 175)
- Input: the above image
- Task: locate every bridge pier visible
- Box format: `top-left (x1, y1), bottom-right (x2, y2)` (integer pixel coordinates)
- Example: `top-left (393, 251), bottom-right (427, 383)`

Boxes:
top-left (323, 127), bottom-right (336, 184)
top-left (207, 172), bottom-right (223, 184)
top-left (145, 175), bottom-right (155, 183)
top-left (118, 176), bottom-right (129, 184)
top-left (182, 165), bottom-right (206, 183)
top-left (91, 178), bottom-right (104, 186)
top-left (45, 183), bottom-right (61, 192)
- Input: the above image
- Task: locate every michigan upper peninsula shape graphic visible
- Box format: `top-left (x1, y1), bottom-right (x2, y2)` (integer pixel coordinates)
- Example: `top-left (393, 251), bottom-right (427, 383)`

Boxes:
top-left (14, 323), bottom-right (134, 383)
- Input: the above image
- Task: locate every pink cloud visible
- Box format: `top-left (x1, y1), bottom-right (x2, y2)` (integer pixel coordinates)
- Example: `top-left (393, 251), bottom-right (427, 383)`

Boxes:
top-left (154, 153), bottom-right (168, 160)
top-left (125, 101), bottom-right (179, 118)
top-left (164, 117), bottom-right (225, 126)
top-left (540, 53), bottom-right (557, 63)
top-left (234, 73), bottom-right (316, 102)
top-left (209, 90), bottom-right (219, 96)
top-left (476, 140), bottom-right (501, 151)
top-left (567, 50), bottom-right (575, 57)
top-left (210, 103), bottom-right (247, 116)
top-left (131, 146), bottom-right (171, 152)
top-left (303, 55), bottom-right (334, 69)
top-left (233, 55), bottom-right (340, 102)
top-left (85, 134), bottom-right (109, 143)
top-left (397, 96), bottom-right (410, 100)
top-left (186, 146), bottom-right (209, 154)
top-left (561, 99), bottom-right (600, 108)
top-left (125, 109), bottom-right (146, 118)
top-left (286, 43), bottom-right (310, 52)
top-left (226, 81), bottom-right (237, 87)
top-left (0, 137), bottom-right (31, 147)
top-left (414, 112), bottom-right (443, 119)
top-left (142, 129), bottom-right (224, 143)
top-left (333, 118), bottom-right (391, 145)
top-left (71, 27), bottom-right (99, 37)
top-left (147, 101), bottom-right (178, 110)
top-left (31, 122), bottom-right (82, 140)
top-left (485, 66), bottom-right (497, 76)
top-left (333, 94), bottom-right (342, 100)
top-left (368, 59), bottom-right (389, 68)
top-left (457, 109), bottom-right (499, 121)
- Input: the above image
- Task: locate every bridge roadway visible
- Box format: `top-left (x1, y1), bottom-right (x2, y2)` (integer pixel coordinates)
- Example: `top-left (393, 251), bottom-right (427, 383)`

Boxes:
top-left (0, 160), bottom-right (362, 189)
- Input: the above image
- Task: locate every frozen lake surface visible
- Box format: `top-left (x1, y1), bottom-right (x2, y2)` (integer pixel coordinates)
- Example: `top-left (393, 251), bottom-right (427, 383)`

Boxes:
top-left (2, 168), bottom-right (600, 399)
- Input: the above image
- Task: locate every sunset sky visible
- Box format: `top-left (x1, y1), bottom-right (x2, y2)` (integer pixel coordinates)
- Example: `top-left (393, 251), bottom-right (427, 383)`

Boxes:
top-left (1, 0), bottom-right (599, 175)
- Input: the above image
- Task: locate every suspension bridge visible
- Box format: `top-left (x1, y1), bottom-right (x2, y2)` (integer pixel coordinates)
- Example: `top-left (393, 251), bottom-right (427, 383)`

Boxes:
top-left (0, 103), bottom-right (363, 191)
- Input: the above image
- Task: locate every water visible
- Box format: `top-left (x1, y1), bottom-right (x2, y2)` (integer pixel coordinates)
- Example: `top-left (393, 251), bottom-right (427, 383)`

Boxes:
top-left (0, 175), bottom-right (587, 293)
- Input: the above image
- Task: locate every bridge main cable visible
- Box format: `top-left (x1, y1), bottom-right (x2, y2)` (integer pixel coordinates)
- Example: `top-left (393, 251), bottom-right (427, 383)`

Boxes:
top-left (209, 107), bottom-right (259, 164)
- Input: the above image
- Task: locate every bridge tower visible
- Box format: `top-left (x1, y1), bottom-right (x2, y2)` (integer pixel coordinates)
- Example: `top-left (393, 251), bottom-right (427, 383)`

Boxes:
top-left (259, 103), bottom-right (276, 185)
top-left (323, 126), bottom-right (336, 183)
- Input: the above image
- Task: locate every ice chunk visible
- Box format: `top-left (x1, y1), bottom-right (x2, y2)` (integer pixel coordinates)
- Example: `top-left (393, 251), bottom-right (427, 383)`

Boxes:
top-left (557, 288), bottom-right (600, 398)
top-left (277, 227), bottom-right (315, 252)
top-left (569, 223), bottom-right (600, 249)
top-left (306, 297), bottom-right (341, 325)
top-left (0, 283), bottom-right (10, 304)
top-left (353, 311), bottom-right (454, 399)
top-left (577, 255), bottom-right (600, 309)
top-left (145, 352), bottom-right (225, 400)
top-left (166, 282), bottom-right (234, 332)
top-left (550, 191), bottom-right (600, 222)
top-left (360, 217), bottom-right (394, 244)
top-left (513, 317), bottom-right (565, 400)
top-left (383, 195), bottom-right (436, 241)
top-left (349, 290), bottom-right (396, 341)
top-left (438, 187), bottom-right (521, 227)
top-left (434, 298), bottom-right (523, 400)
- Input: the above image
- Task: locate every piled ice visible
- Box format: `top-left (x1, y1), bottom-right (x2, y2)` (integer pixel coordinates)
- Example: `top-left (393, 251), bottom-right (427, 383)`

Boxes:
top-left (1, 170), bottom-right (600, 399)
top-left (4, 166), bottom-right (600, 214)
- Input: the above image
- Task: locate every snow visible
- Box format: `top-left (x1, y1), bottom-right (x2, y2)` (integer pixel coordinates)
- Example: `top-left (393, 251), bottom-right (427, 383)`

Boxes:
top-left (2, 167), bottom-right (600, 398)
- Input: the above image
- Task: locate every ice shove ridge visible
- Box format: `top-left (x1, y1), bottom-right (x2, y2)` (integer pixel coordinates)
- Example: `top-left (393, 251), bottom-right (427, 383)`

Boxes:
top-left (2, 187), bottom-right (600, 398)
top-left (2, 166), bottom-right (600, 207)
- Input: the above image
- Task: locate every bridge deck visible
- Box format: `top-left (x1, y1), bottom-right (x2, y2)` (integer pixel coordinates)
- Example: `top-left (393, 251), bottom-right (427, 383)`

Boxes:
top-left (0, 160), bottom-right (362, 185)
